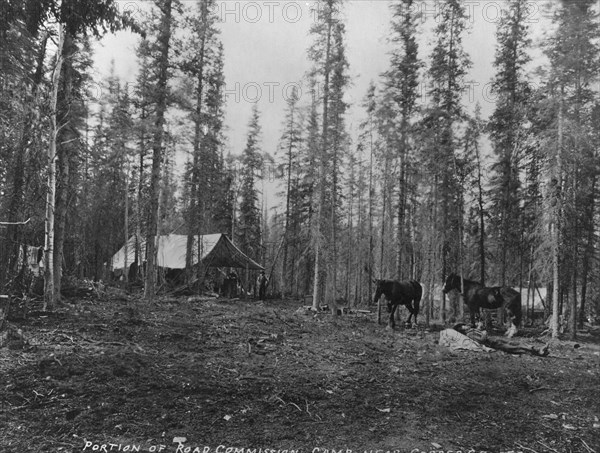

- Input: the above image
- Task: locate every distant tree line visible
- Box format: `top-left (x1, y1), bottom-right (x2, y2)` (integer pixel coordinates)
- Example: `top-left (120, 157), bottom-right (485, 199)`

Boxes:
top-left (0, 0), bottom-right (598, 339)
top-left (268, 0), bottom-right (600, 340)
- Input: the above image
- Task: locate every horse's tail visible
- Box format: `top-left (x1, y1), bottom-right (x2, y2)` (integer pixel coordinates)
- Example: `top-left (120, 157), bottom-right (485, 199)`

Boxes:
top-left (512, 293), bottom-right (523, 327)
top-left (411, 280), bottom-right (423, 315)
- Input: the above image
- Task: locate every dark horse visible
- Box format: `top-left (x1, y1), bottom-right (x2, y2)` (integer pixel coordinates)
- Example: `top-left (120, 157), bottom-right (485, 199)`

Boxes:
top-left (442, 273), bottom-right (522, 336)
top-left (374, 279), bottom-right (422, 329)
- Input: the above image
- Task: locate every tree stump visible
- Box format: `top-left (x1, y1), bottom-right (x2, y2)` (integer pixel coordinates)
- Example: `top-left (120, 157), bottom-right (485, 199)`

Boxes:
top-left (0, 295), bottom-right (8, 331)
top-left (0, 295), bottom-right (28, 348)
top-left (0, 295), bottom-right (10, 347)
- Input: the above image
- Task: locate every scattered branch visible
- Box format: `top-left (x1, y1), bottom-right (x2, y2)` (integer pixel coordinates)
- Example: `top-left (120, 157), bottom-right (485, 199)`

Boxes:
top-left (537, 441), bottom-right (561, 453)
top-left (289, 401), bottom-right (302, 412)
top-left (515, 442), bottom-right (539, 453)
top-left (580, 439), bottom-right (596, 453)
top-left (0, 218), bottom-right (30, 227)
top-left (529, 387), bottom-right (551, 393)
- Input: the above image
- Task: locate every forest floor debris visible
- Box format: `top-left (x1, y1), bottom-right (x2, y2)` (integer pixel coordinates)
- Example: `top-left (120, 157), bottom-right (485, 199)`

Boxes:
top-left (1, 295), bottom-right (599, 453)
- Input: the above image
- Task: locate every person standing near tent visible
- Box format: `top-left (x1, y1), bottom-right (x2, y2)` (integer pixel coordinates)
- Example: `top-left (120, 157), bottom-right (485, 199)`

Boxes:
top-left (257, 271), bottom-right (268, 300)
top-left (227, 270), bottom-right (238, 298)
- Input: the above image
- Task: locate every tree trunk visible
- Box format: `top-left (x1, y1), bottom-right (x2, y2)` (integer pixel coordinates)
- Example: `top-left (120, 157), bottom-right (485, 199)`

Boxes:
top-left (135, 104), bottom-right (146, 283)
top-left (425, 183), bottom-right (438, 326)
top-left (186, 2), bottom-right (208, 286)
top-left (345, 182), bottom-right (353, 303)
top-left (54, 137), bottom-right (69, 300)
top-left (53, 30), bottom-right (79, 304)
top-left (186, 162), bottom-right (199, 284)
top-left (145, 0), bottom-right (173, 300)
top-left (551, 97), bottom-right (563, 339)
top-left (441, 173), bottom-right (449, 323)
top-left (526, 245), bottom-right (534, 324)
top-left (282, 103), bottom-right (295, 297)
top-left (7, 33), bottom-right (48, 278)
top-left (367, 119), bottom-right (374, 304)
top-left (579, 177), bottom-right (596, 328)
top-left (311, 7), bottom-right (333, 312)
top-left (329, 111), bottom-right (341, 315)
top-left (379, 165), bottom-right (388, 277)
top-left (474, 141), bottom-right (486, 285)
top-left (396, 128), bottom-right (408, 281)
top-left (568, 149), bottom-right (579, 340)
top-left (44, 24), bottom-right (65, 311)
top-left (569, 266), bottom-right (577, 340)
top-left (123, 162), bottom-right (130, 283)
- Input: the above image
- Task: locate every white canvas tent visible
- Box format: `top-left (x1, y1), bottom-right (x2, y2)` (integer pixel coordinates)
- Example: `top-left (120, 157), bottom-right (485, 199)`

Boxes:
top-left (111, 233), bottom-right (264, 271)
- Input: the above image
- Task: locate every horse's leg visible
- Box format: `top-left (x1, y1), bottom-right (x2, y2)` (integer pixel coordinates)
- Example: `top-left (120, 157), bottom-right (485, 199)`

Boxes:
top-left (413, 302), bottom-right (418, 326)
top-left (505, 308), bottom-right (517, 338)
top-left (388, 304), bottom-right (397, 329)
top-left (405, 302), bottom-right (415, 325)
top-left (413, 295), bottom-right (421, 326)
top-left (475, 311), bottom-right (484, 330)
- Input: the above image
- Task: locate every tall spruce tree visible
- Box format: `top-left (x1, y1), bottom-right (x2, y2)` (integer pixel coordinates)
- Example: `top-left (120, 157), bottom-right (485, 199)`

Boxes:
top-left (488, 0), bottom-right (532, 286)
top-left (238, 104), bottom-right (264, 263)
top-left (82, 76), bottom-right (133, 282)
top-left (277, 87), bottom-right (303, 296)
top-left (375, 93), bottom-right (399, 280)
top-left (423, 0), bottom-right (472, 320)
top-left (326, 21), bottom-right (349, 310)
top-left (297, 78), bottom-right (321, 295)
top-left (383, 0), bottom-right (422, 281)
top-left (307, 0), bottom-right (348, 312)
top-left (144, 0), bottom-right (178, 300)
top-left (541, 0), bottom-right (600, 338)
top-left (204, 43), bottom-right (229, 234)
top-left (463, 104), bottom-right (487, 285)
top-left (1, 1), bottom-right (50, 291)
top-left (130, 37), bottom-right (155, 283)
top-left (180, 0), bottom-right (222, 285)
top-left (43, 0), bottom-right (135, 307)
top-left (357, 82), bottom-right (378, 304)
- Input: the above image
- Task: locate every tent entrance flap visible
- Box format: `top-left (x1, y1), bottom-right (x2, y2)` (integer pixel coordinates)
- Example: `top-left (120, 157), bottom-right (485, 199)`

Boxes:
top-left (111, 234), bottom-right (264, 271)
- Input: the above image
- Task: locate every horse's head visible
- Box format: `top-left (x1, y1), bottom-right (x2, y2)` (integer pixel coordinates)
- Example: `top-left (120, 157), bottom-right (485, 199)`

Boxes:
top-left (442, 273), bottom-right (460, 294)
top-left (373, 279), bottom-right (385, 303)
top-left (373, 279), bottom-right (394, 312)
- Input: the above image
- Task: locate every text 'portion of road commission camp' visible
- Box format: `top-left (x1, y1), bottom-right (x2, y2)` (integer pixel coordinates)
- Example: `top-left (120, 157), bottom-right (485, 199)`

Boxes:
top-left (82, 441), bottom-right (492, 453)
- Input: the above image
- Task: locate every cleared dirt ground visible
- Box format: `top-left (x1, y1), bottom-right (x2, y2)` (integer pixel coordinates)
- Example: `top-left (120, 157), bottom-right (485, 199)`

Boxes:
top-left (1, 294), bottom-right (599, 453)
